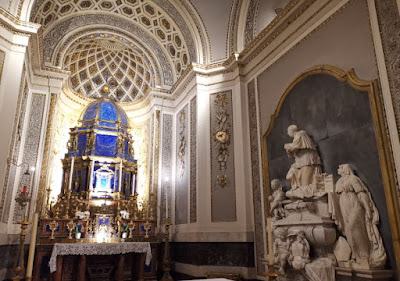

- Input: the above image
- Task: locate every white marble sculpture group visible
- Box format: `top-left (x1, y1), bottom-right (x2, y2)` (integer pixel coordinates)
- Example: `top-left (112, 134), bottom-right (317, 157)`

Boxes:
top-left (269, 125), bottom-right (387, 280)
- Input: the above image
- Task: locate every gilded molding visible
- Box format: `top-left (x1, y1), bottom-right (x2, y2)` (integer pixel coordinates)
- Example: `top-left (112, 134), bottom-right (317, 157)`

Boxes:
top-left (261, 65), bottom-right (400, 274)
top-left (0, 50), bottom-right (5, 84)
top-left (36, 93), bottom-right (57, 214)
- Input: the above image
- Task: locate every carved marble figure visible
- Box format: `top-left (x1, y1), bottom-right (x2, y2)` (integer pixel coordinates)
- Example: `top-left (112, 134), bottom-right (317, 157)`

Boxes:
top-left (269, 179), bottom-right (286, 220)
top-left (273, 228), bottom-right (289, 274)
top-left (288, 230), bottom-right (311, 270)
top-left (334, 164), bottom-right (387, 269)
top-left (284, 125), bottom-right (322, 198)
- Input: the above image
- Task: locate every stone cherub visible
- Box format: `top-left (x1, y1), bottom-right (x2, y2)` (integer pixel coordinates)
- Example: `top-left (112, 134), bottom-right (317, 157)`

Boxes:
top-left (288, 230), bottom-right (310, 270)
top-left (269, 179), bottom-right (286, 220)
top-left (274, 228), bottom-right (290, 274)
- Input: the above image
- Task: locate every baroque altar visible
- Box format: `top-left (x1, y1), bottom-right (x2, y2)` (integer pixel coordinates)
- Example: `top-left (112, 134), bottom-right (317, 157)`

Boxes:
top-left (39, 98), bottom-right (156, 242)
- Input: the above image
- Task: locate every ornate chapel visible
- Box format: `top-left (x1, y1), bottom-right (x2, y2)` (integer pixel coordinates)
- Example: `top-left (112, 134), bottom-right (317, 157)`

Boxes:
top-left (0, 0), bottom-right (399, 281)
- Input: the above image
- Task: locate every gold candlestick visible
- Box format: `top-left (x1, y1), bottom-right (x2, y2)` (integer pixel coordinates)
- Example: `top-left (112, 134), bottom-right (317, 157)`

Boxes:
top-left (161, 219), bottom-right (173, 281)
top-left (13, 217), bottom-right (30, 281)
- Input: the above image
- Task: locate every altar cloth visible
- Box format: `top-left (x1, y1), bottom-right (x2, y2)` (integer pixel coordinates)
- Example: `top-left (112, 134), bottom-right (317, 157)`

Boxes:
top-left (49, 242), bottom-right (152, 273)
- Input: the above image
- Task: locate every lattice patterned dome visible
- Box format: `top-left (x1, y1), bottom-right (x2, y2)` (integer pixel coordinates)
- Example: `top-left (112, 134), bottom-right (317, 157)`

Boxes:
top-left (64, 38), bottom-right (153, 103)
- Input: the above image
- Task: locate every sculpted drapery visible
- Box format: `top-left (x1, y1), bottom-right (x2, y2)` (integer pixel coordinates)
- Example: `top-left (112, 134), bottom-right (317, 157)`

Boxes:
top-left (334, 164), bottom-right (386, 269)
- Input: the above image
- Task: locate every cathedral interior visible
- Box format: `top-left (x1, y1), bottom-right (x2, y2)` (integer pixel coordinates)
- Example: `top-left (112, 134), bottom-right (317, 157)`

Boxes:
top-left (0, 0), bottom-right (400, 280)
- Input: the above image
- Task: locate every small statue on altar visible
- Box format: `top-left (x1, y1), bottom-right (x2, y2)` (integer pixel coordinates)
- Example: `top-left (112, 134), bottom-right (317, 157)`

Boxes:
top-left (269, 179), bottom-right (286, 220)
top-left (288, 230), bottom-right (310, 270)
top-left (274, 228), bottom-right (290, 274)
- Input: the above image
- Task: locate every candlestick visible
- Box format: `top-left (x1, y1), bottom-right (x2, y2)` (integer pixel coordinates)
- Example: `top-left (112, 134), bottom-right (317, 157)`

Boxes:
top-left (68, 157), bottom-right (75, 191)
top-left (267, 217), bottom-right (274, 265)
top-left (25, 213), bottom-right (38, 281)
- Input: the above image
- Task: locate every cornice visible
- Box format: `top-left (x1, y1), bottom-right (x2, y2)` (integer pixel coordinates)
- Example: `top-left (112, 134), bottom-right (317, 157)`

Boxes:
top-left (0, 7), bottom-right (40, 35)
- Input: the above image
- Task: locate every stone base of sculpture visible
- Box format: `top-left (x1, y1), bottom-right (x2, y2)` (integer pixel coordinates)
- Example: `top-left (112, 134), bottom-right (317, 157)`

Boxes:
top-left (335, 267), bottom-right (393, 280)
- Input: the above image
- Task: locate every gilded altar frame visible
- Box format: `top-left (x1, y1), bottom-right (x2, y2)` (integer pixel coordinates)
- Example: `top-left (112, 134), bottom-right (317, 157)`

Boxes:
top-left (260, 64), bottom-right (400, 274)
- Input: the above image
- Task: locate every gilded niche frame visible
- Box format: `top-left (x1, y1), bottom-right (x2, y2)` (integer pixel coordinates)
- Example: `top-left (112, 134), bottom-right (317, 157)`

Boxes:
top-left (260, 64), bottom-right (400, 274)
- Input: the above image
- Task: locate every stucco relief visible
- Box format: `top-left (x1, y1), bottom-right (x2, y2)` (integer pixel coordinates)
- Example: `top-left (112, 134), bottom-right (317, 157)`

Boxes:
top-left (248, 80), bottom-right (265, 275)
top-left (190, 96), bottom-right (197, 223)
top-left (13, 93), bottom-right (46, 223)
top-left (244, 0), bottom-right (259, 47)
top-left (210, 91), bottom-right (236, 222)
top-left (175, 105), bottom-right (189, 224)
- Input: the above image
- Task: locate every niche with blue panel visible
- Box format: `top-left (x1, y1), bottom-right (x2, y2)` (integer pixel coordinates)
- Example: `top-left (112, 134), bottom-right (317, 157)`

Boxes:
top-left (95, 134), bottom-right (117, 157)
top-left (99, 100), bottom-right (118, 128)
top-left (82, 100), bottom-right (99, 120)
top-left (77, 134), bottom-right (87, 155)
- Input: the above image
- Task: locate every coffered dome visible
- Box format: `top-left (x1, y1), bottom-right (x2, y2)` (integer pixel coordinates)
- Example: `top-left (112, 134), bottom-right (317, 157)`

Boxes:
top-left (64, 37), bottom-right (153, 103)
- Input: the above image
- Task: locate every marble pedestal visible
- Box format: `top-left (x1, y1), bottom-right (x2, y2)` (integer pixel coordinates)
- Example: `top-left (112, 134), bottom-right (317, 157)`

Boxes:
top-left (335, 267), bottom-right (393, 281)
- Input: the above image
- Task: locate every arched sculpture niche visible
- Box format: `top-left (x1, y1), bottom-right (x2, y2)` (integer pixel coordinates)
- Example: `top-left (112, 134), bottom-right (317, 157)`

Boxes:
top-left (261, 65), bottom-right (400, 279)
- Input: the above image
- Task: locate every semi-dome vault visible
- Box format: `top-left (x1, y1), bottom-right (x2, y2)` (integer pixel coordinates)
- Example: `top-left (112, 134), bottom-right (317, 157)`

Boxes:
top-left (28, 0), bottom-right (207, 100)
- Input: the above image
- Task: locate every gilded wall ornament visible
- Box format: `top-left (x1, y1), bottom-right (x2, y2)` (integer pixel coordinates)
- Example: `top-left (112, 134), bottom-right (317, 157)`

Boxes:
top-left (178, 110), bottom-right (186, 178)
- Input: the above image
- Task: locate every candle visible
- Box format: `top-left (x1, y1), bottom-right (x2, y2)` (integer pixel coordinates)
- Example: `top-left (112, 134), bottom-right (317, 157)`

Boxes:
top-left (267, 217), bottom-right (274, 265)
top-left (26, 212), bottom-right (39, 281)
top-left (118, 160), bottom-right (122, 192)
top-left (68, 157), bottom-right (75, 191)
top-left (88, 160), bottom-right (94, 191)
top-left (131, 173), bottom-right (136, 196)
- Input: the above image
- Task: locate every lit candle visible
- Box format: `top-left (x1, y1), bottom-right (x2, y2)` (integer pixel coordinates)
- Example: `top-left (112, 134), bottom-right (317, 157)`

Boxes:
top-left (267, 217), bottom-right (274, 265)
top-left (68, 157), bottom-right (75, 191)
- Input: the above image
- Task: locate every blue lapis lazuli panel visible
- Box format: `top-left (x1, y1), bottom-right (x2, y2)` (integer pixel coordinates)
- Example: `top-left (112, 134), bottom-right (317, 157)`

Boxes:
top-left (95, 134), bottom-right (117, 157)
top-left (82, 101), bottom-right (99, 120)
top-left (119, 109), bottom-right (128, 125)
top-left (99, 101), bottom-right (117, 122)
top-left (77, 134), bottom-right (87, 155)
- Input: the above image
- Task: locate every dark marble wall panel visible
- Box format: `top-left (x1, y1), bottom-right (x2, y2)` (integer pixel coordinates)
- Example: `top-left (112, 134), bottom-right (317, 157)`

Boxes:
top-left (266, 73), bottom-right (396, 270)
top-left (248, 79), bottom-right (265, 275)
top-left (210, 91), bottom-right (236, 222)
top-left (171, 242), bottom-right (255, 267)
top-left (175, 104), bottom-right (189, 225)
top-left (190, 97), bottom-right (197, 223)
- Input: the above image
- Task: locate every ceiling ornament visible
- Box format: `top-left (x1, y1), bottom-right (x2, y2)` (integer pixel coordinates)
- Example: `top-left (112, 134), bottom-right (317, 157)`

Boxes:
top-left (32, 0), bottom-right (192, 82)
top-left (64, 37), bottom-right (153, 103)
